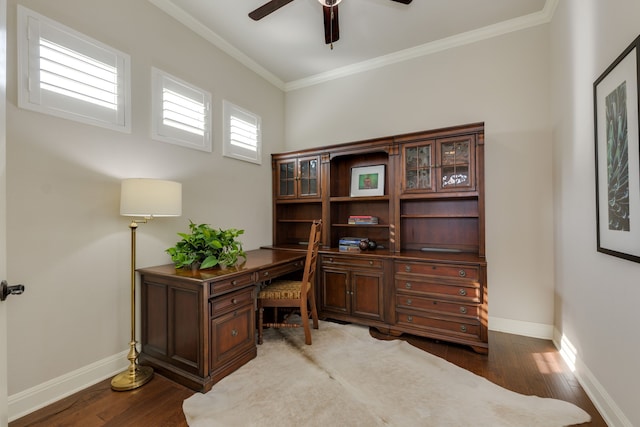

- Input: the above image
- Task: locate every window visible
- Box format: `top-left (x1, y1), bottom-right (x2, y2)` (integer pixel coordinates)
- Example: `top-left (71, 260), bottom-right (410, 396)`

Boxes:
top-left (223, 100), bottom-right (261, 164)
top-left (17, 6), bottom-right (131, 132)
top-left (152, 68), bottom-right (212, 152)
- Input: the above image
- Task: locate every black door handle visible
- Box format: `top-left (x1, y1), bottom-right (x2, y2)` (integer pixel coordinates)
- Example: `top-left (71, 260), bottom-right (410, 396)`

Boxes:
top-left (1, 280), bottom-right (25, 301)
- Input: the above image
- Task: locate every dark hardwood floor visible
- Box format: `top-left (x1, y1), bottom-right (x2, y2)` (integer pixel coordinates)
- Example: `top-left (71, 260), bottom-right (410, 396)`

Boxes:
top-left (10, 329), bottom-right (606, 427)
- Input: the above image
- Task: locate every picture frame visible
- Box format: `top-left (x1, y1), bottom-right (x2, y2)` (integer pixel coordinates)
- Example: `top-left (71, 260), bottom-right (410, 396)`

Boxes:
top-left (594, 35), bottom-right (640, 263)
top-left (350, 165), bottom-right (385, 197)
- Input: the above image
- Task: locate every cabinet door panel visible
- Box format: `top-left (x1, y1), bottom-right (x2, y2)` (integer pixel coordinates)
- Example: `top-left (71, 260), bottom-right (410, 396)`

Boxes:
top-left (144, 281), bottom-right (168, 355)
top-left (298, 156), bottom-right (319, 197)
top-left (170, 286), bottom-right (201, 373)
top-left (275, 156), bottom-right (321, 199)
top-left (320, 269), bottom-right (349, 315)
top-left (210, 304), bottom-right (254, 371)
top-left (402, 141), bottom-right (434, 192)
top-left (436, 136), bottom-right (475, 192)
top-left (352, 271), bottom-right (384, 321)
top-left (278, 161), bottom-right (296, 198)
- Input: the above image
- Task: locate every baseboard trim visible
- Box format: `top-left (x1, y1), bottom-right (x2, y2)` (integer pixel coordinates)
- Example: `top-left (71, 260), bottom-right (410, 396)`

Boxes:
top-left (552, 328), bottom-right (632, 427)
top-left (8, 350), bottom-right (128, 422)
top-left (488, 316), bottom-right (554, 339)
top-left (10, 324), bottom-right (632, 426)
top-left (490, 318), bottom-right (632, 425)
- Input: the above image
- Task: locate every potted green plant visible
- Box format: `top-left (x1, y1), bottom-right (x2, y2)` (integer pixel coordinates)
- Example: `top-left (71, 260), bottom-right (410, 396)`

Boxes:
top-left (166, 220), bottom-right (246, 270)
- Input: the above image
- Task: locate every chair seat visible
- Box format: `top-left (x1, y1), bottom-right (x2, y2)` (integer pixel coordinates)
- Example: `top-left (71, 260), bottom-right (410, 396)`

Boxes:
top-left (258, 280), bottom-right (308, 300)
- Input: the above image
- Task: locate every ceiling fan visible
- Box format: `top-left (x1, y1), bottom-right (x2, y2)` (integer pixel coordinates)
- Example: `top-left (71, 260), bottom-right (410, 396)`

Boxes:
top-left (249, 0), bottom-right (412, 48)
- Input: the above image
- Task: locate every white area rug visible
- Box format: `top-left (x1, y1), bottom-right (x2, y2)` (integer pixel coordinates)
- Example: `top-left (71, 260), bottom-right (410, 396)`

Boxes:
top-left (183, 320), bottom-right (591, 426)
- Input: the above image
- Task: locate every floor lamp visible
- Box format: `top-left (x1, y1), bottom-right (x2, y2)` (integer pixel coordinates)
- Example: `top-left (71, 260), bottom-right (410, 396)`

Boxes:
top-left (111, 178), bottom-right (182, 391)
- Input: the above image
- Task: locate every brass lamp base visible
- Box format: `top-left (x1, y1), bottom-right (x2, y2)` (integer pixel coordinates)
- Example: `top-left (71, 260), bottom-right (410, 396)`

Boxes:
top-left (111, 339), bottom-right (154, 391)
top-left (111, 365), bottom-right (153, 391)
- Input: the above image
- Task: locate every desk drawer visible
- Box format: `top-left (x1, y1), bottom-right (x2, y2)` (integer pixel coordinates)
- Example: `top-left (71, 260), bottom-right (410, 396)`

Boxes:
top-left (257, 260), bottom-right (304, 282)
top-left (396, 293), bottom-right (480, 318)
top-left (321, 255), bottom-right (384, 270)
top-left (210, 303), bottom-right (255, 371)
top-left (395, 262), bottom-right (479, 281)
top-left (395, 279), bottom-right (480, 302)
top-left (209, 272), bottom-right (254, 296)
top-left (210, 287), bottom-right (254, 318)
top-left (397, 312), bottom-right (481, 339)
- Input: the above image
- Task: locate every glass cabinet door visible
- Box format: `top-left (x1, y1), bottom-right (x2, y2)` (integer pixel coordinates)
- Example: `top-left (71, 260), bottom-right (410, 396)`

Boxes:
top-left (298, 157), bottom-right (319, 197)
top-left (276, 156), bottom-right (320, 199)
top-left (278, 160), bottom-right (296, 198)
top-left (437, 136), bottom-right (475, 192)
top-left (403, 141), bottom-right (434, 192)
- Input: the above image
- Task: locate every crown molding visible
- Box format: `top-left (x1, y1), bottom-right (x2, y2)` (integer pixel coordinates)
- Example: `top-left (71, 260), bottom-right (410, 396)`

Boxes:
top-left (148, 0), bottom-right (286, 91)
top-left (149, 0), bottom-right (559, 93)
top-left (285, 0), bottom-right (560, 91)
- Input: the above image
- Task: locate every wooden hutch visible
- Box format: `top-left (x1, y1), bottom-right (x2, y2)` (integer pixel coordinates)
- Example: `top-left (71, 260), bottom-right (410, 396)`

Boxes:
top-left (271, 122), bottom-right (488, 353)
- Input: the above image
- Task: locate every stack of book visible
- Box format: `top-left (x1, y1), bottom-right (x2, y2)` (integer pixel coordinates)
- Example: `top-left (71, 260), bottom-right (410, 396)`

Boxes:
top-left (339, 236), bottom-right (362, 252)
top-left (347, 215), bottom-right (379, 225)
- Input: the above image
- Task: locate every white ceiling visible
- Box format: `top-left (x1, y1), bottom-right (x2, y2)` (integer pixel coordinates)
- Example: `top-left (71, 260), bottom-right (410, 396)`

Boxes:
top-left (149, 0), bottom-right (554, 90)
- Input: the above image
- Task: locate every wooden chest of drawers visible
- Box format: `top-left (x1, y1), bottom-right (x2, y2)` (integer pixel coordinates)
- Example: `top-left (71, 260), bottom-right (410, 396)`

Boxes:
top-left (392, 259), bottom-right (488, 353)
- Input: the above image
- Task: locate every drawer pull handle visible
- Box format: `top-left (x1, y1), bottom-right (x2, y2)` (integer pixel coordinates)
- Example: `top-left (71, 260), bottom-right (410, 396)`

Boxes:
top-left (232, 298), bottom-right (238, 304)
top-left (458, 288), bottom-right (467, 296)
top-left (458, 269), bottom-right (466, 277)
top-left (459, 306), bottom-right (467, 314)
top-left (231, 280), bottom-right (237, 285)
top-left (264, 272), bottom-right (269, 277)
top-left (231, 329), bottom-right (238, 337)
top-left (329, 258), bottom-right (333, 263)
top-left (369, 261), bottom-right (373, 265)
top-left (405, 282), bottom-right (412, 289)
top-left (405, 265), bottom-right (411, 272)
top-left (407, 315), bottom-right (413, 322)
top-left (406, 299), bottom-right (412, 305)
top-left (460, 325), bottom-right (467, 333)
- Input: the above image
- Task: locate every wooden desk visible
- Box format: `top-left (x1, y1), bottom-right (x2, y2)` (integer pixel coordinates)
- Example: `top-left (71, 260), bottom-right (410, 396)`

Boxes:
top-left (138, 249), bottom-right (305, 392)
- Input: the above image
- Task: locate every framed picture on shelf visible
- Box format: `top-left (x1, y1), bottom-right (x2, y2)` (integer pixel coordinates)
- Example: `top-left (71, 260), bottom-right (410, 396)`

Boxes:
top-left (594, 34), bottom-right (640, 263)
top-left (350, 165), bottom-right (385, 197)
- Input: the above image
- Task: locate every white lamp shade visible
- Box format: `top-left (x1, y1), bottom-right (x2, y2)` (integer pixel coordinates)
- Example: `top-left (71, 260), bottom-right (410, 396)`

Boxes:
top-left (120, 178), bottom-right (182, 217)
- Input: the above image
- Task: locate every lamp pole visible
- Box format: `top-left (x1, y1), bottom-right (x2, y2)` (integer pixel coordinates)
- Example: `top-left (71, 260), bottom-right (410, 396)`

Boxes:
top-left (111, 220), bottom-right (153, 391)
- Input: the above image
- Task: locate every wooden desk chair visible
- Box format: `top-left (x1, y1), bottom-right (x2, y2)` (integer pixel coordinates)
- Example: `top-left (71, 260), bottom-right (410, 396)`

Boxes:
top-left (257, 220), bottom-right (322, 345)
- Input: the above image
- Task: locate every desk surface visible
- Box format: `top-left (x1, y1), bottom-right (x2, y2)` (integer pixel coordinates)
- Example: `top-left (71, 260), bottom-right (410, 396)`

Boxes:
top-left (138, 248), bottom-right (306, 283)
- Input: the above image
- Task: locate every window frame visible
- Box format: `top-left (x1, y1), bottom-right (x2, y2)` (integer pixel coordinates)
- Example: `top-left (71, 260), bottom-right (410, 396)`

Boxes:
top-left (17, 5), bottom-right (131, 133)
top-left (151, 67), bottom-right (212, 152)
top-left (223, 100), bottom-right (262, 165)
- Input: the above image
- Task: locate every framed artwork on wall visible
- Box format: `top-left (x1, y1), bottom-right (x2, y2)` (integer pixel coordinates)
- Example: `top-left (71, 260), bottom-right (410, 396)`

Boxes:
top-left (594, 34), bottom-right (640, 263)
top-left (350, 165), bottom-right (385, 197)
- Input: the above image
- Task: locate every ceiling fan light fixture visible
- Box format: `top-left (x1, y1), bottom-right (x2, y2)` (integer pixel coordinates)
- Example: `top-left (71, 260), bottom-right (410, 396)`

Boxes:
top-left (318, 0), bottom-right (342, 6)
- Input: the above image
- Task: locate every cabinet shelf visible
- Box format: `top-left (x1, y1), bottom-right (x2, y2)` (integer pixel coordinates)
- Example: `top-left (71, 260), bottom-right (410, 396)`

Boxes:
top-left (277, 219), bottom-right (319, 223)
top-left (330, 195), bottom-right (390, 203)
top-left (401, 214), bottom-right (479, 219)
top-left (400, 192), bottom-right (478, 200)
top-left (332, 223), bottom-right (390, 228)
top-left (275, 198), bottom-right (322, 204)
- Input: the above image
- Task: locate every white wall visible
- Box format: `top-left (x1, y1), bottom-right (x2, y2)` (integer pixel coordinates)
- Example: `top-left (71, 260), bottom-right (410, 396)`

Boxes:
top-left (6, 0), bottom-right (284, 417)
top-left (8, 0), bottom-right (639, 424)
top-left (286, 25), bottom-right (555, 337)
top-left (551, 1), bottom-right (640, 426)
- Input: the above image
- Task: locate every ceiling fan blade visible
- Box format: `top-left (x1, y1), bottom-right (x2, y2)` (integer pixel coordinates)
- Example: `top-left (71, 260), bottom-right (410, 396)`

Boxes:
top-left (323, 5), bottom-right (339, 44)
top-left (249, 0), bottom-right (296, 21)
top-left (391, 0), bottom-right (412, 4)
